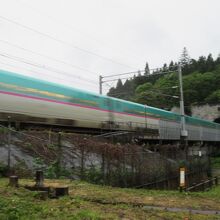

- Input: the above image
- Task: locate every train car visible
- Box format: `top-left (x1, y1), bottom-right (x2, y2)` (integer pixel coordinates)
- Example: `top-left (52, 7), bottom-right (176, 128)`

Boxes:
top-left (0, 69), bottom-right (220, 142)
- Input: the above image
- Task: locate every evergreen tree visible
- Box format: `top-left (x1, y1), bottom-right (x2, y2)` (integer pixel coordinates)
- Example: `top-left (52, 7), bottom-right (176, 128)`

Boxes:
top-left (162, 63), bottom-right (168, 72)
top-left (179, 47), bottom-right (191, 66)
top-left (116, 79), bottom-right (123, 90)
top-left (189, 59), bottom-right (198, 72)
top-left (137, 70), bottom-right (142, 77)
top-left (107, 51), bottom-right (220, 107)
top-left (197, 56), bottom-right (207, 73)
top-left (144, 62), bottom-right (150, 76)
top-left (169, 61), bottom-right (174, 70)
top-left (206, 54), bottom-right (215, 71)
top-left (215, 54), bottom-right (220, 65)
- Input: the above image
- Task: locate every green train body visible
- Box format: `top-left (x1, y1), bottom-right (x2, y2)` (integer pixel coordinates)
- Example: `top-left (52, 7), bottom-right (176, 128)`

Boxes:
top-left (0, 69), bottom-right (219, 141)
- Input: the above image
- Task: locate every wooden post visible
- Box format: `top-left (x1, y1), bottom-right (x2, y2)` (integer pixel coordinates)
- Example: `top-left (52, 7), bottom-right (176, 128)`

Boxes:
top-left (9, 176), bottom-right (19, 187)
top-left (179, 167), bottom-right (186, 192)
top-left (35, 170), bottom-right (44, 187)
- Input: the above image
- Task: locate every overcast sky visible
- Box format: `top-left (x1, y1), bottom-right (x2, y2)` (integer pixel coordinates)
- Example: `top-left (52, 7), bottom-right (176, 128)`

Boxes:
top-left (0, 0), bottom-right (219, 94)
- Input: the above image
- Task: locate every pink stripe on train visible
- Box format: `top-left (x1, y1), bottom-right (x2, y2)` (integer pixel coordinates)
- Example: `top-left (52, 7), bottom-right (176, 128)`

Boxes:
top-left (0, 90), bottom-right (159, 120)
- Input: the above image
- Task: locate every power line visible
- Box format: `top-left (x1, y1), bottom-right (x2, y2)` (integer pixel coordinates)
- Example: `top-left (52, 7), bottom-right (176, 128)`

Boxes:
top-left (0, 39), bottom-right (98, 75)
top-left (102, 71), bottom-right (173, 83)
top-left (103, 70), bottom-right (145, 78)
top-left (103, 67), bottom-right (178, 79)
top-left (99, 65), bottom-right (178, 94)
top-left (0, 52), bottom-right (98, 87)
top-left (0, 15), bottom-right (136, 69)
top-left (0, 52), bottom-right (97, 85)
top-left (0, 60), bottom-right (98, 89)
top-left (102, 76), bottom-right (136, 83)
top-left (15, 0), bottom-right (147, 65)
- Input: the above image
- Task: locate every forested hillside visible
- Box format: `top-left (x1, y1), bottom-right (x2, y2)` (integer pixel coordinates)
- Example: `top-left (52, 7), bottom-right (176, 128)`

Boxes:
top-left (107, 49), bottom-right (220, 114)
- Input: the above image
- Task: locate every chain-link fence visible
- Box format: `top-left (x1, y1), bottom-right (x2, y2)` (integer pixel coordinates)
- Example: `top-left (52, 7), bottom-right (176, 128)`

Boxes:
top-left (0, 125), bottom-right (211, 189)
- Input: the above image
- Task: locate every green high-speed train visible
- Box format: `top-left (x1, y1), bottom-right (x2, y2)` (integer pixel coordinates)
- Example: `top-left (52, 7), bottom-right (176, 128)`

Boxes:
top-left (0, 69), bottom-right (219, 141)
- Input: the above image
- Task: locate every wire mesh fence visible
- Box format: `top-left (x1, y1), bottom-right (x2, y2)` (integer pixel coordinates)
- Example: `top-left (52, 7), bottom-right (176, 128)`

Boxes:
top-left (0, 124), bottom-right (211, 190)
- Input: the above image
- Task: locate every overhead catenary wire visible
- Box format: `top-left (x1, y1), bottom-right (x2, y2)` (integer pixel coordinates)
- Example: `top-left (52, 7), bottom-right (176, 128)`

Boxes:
top-left (103, 70), bottom-right (145, 78)
top-left (0, 15), bottom-right (136, 70)
top-left (100, 67), bottom-right (178, 93)
top-left (103, 68), bottom-right (177, 80)
top-left (0, 52), bottom-right (97, 86)
top-left (0, 60), bottom-right (98, 90)
top-left (14, 0), bottom-right (147, 66)
top-left (0, 39), bottom-right (98, 75)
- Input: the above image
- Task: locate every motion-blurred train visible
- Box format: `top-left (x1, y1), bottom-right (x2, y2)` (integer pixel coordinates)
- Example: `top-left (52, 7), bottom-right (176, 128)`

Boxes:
top-left (0, 69), bottom-right (220, 142)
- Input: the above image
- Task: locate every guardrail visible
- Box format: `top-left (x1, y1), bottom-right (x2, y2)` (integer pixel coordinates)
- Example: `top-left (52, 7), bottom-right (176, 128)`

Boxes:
top-left (186, 176), bottom-right (218, 192)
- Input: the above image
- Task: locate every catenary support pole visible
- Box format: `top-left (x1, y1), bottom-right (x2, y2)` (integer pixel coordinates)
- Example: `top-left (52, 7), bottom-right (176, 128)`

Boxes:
top-left (178, 64), bottom-right (188, 146)
top-left (99, 75), bottom-right (103, 95)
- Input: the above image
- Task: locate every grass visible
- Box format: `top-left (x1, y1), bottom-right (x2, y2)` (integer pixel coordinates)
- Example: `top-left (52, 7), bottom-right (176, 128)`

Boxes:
top-left (211, 157), bottom-right (220, 169)
top-left (0, 178), bottom-right (220, 219)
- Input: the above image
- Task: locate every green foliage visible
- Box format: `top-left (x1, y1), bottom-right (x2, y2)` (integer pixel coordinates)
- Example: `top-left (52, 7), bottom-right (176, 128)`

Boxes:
top-left (211, 157), bottom-right (220, 168)
top-left (73, 210), bottom-right (101, 220)
top-left (84, 165), bottom-right (103, 184)
top-left (1, 178), bottom-right (220, 219)
top-left (135, 82), bottom-right (153, 94)
top-left (44, 161), bottom-right (58, 178)
top-left (45, 161), bottom-right (71, 179)
top-left (24, 142), bottom-right (32, 148)
top-left (33, 157), bottom-right (46, 170)
top-left (0, 127), bottom-right (7, 133)
top-left (205, 90), bottom-right (220, 103)
top-left (108, 53), bottom-right (220, 112)
top-left (33, 158), bottom-right (71, 179)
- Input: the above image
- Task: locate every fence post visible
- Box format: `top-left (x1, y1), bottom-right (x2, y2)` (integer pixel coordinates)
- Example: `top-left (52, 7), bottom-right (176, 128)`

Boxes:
top-left (7, 116), bottom-right (11, 174)
top-left (35, 170), bottom-right (44, 187)
top-left (101, 150), bottom-right (106, 184)
top-left (56, 132), bottom-right (62, 178)
top-left (9, 175), bottom-right (19, 187)
top-left (80, 145), bottom-right (85, 180)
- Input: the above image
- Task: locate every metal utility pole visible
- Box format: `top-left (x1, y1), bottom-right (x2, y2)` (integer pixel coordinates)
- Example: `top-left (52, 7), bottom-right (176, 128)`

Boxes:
top-left (178, 64), bottom-right (188, 142)
top-left (99, 75), bottom-right (103, 95)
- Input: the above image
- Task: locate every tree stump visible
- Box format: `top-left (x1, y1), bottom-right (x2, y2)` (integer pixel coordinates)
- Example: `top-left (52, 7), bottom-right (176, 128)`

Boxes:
top-left (35, 170), bottom-right (44, 187)
top-left (55, 186), bottom-right (69, 197)
top-left (9, 176), bottom-right (19, 187)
